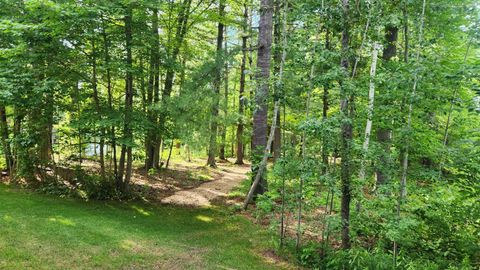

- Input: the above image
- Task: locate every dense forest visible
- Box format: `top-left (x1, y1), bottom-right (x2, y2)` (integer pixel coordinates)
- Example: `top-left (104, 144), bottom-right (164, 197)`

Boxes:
top-left (0, 0), bottom-right (479, 269)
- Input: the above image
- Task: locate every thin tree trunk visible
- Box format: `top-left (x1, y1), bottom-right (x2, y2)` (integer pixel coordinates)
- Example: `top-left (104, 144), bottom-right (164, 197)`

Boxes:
top-left (207, 0), bottom-right (225, 167)
top-left (398, 1), bottom-right (409, 180)
top-left (358, 43), bottom-right (380, 182)
top-left (119, 5), bottom-right (134, 192)
top-left (0, 106), bottom-right (13, 174)
top-left (90, 39), bottom-right (106, 179)
top-left (158, 0), bottom-right (192, 154)
top-left (75, 81), bottom-right (83, 165)
top-left (351, 10), bottom-right (371, 79)
top-left (339, 0), bottom-right (353, 250)
top-left (400, 0), bottom-right (426, 201)
top-left (296, 12), bottom-right (318, 250)
top-left (272, 0), bottom-right (283, 162)
top-left (321, 29), bottom-right (331, 174)
top-left (12, 111), bottom-right (22, 173)
top-left (220, 25), bottom-right (228, 161)
top-left (403, 1), bottom-right (409, 63)
top-left (102, 18), bottom-right (118, 180)
top-left (145, 8), bottom-right (160, 170)
top-left (280, 99), bottom-right (287, 247)
top-left (235, 1), bottom-right (249, 165)
top-left (166, 139), bottom-right (174, 169)
top-left (395, 0), bottom-right (427, 263)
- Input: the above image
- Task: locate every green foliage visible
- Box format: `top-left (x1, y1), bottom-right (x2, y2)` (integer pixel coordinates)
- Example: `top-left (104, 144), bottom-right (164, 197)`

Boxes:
top-left (0, 0), bottom-right (479, 269)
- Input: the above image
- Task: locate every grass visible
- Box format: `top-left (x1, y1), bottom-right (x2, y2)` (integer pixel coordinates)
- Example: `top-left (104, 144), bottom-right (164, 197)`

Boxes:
top-left (0, 184), bottom-right (291, 270)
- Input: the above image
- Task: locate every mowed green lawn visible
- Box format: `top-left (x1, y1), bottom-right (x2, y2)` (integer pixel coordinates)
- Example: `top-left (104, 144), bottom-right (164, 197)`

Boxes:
top-left (0, 184), bottom-right (286, 270)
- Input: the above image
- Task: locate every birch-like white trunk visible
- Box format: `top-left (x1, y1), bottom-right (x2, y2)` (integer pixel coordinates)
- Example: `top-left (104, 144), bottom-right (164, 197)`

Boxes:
top-left (358, 43), bottom-right (380, 181)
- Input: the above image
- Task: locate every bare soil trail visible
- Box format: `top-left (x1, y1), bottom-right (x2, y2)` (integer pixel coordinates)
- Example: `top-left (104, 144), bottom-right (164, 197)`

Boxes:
top-left (161, 162), bottom-right (250, 207)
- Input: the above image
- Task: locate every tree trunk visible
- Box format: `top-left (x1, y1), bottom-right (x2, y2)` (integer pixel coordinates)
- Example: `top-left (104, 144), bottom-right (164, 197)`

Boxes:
top-left (158, 0), bottom-right (192, 154)
top-left (119, 5), bottom-right (134, 192)
top-left (12, 111), bottom-right (23, 173)
top-left (400, 0), bottom-right (426, 201)
top-left (235, 1), bottom-right (249, 165)
top-left (358, 43), bottom-right (380, 182)
top-left (321, 29), bottom-right (331, 175)
top-left (207, 0), bottom-right (225, 167)
top-left (339, 0), bottom-right (352, 250)
top-left (243, 102), bottom-right (280, 209)
top-left (272, 0), bottom-right (283, 162)
top-left (166, 140), bottom-right (174, 169)
top-left (90, 39), bottom-right (106, 179)
top-left (145, 8), bottom-right (161, 170)
top-left (220, 25), bottom-right (229, 161)
top-left (251, 0), bottom-right (274, 196)
top-left (0, 106), bottom-right (13, 174)
top-left (375, 26), bottom-right (398, 187)
top-left (102, 18), bottom-right (118, 180)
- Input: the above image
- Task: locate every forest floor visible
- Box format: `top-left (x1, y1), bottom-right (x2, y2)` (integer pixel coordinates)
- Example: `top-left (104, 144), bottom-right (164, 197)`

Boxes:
top-left (0, 159), bottom-right (299, 270)
top-left (72, 157), bottom-right (250, 206)
top-left (160, 161), bottom-right (250, 206)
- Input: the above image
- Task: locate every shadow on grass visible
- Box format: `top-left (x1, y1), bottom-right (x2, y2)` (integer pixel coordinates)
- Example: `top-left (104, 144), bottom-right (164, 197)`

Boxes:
top-left (0, 184), bottom-right (285, 270)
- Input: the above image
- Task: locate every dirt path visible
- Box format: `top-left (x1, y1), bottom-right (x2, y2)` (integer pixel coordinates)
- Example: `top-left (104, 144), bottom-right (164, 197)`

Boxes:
top-left (161, 163), bottom-right (250, 207)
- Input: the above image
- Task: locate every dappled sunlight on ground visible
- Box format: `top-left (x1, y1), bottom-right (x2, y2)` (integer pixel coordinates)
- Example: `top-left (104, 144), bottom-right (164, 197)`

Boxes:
top-left (131, 205), bottom-right (153, 216)
top-left (161, 162), bottom-right (250, 207)
top-left (195, 215), bottom-right (214, 223)
top-left (48, 216), bottom-right (76, 226)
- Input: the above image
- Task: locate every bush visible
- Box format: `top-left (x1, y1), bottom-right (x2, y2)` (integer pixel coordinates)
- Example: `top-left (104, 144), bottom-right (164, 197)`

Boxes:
top-left (38, 167), bottom-right (119, 200)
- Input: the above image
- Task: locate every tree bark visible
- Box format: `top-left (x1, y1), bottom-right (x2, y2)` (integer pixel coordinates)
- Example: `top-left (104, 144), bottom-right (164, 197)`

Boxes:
top-left (0, 106), bottom-right (13, 174)
top-left (251, 0), bottom-right (274, 196)
top-left (243, 102), bottom-right (280, 209)
top-left (321, 29), bottom-right (331, 174)
top-left (339, 0), bottom-right (352, 250)
top-left (235, 1), bottom-right (249, 165)
top-left (220, 25), bottom-right (229, 161)
top-left (375, 26), bottom-right (397, 187)
top-left (166, 139), bottom-right (174, 169)
top-left (118, 5), bottom-right (134, 192)
top-left (207, 0), bottom-right (226, 167)
top-left (272, 0), bottom-right (283, 162)
top-left (102, 17), bottom-right (118, 181)
top-left (145, 8), bottom-right (161, 170)
top-left (358, 43), bottom-right (380, 182)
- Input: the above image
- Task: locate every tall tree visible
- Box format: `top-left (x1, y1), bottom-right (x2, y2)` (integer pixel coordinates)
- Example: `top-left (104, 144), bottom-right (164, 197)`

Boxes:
top-left (145, 8), bottom-right (161, 170)
top-left (207, 0), bottom-right (226, 167)
top-left (90, 38), bottom-right (106, 179)
top-left (272, 0), bottom-right (283, 162)
top-left (158, 0), bottom-right (192, 160)
top-left (219, 26), bottom-right (228, 161)
top-left (375, 25), bottom-right (398, 187)
top-left (339, 0), bottom-right (353, 250)
top-left (358, 43), bottom-right (380, 183)
top-left (235, 0), bottom-right (249, 165)
top-left (251, 0), bottom-right (274, 195)
top-left (117, 4), bottom-right (134, 192)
